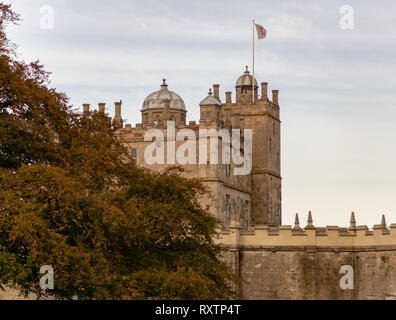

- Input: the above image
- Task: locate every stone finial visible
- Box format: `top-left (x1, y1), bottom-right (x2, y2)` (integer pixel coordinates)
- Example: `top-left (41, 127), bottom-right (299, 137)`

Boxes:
top-left (161, 78), bottom-right (168, 89)
top-left (349, 212), bottom-right (357, 230)
top-left (305, 211), bottom-right (315, 230)
top-left (293, 213), bottom-right (302, 231)
top-left (245, 65), bottom-right (249, 74)
top-left (374, 214), bottom-right (388, 231)
top-left (208, 88), bottom-right (213, 96)
top-left (381, 215), bottom-right (387, 228)
top-left (308, 211), bottom-right (313, 224)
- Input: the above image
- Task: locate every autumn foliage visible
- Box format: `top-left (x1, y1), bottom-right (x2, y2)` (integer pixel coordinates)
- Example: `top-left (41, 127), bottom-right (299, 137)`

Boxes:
top-left (0, 3), bottom-right (235, 299)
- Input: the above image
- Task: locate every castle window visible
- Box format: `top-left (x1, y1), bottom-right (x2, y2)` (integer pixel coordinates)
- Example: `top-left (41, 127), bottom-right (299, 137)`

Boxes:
top-left (226, 194), bottom-right (231, 220)
top-left (206, 112), bottom-right (211, 118)
top-left (156, 115), bottom-right (160, 121)
top-left (131, 148), bottom-right (137, 166)
top-left (169, 115), bottom-right (175, 121)
top-left (226, 164), bottom-right (231, 177)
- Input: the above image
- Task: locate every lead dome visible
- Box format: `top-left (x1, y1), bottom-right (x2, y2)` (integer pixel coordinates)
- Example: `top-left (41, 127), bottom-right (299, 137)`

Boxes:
top-left (142, 79), bottom-right (186, 111)
top-left (236, 66), bottom-right (258, 87)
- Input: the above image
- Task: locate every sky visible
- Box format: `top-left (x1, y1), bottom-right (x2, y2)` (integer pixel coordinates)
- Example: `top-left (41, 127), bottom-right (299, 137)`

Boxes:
top-left (6, 0), bottom-right (396, 228)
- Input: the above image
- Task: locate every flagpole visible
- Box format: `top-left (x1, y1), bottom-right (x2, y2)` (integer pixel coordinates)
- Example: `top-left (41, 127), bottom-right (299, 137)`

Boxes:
top-left (252, 19), bottom-right (255, 104)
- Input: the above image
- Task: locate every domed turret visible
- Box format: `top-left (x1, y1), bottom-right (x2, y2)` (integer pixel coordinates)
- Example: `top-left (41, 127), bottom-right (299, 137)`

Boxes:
top-left (142, 79), bottom-right (186, 111)
top-left (199, 89), bottom-right (221, 124)
top-left (200, 89), bottom-right (221, 107)
top-left (235, 66), bottom-right (258, 103)
top-left (141, 79), bottom-right (187, 126)
top-left (236, 66), bottom-right (258, 87)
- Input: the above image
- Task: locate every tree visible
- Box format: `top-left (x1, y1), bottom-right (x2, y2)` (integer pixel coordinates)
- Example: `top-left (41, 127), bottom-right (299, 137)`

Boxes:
top-left (0, 3), bottom-right (236, 299)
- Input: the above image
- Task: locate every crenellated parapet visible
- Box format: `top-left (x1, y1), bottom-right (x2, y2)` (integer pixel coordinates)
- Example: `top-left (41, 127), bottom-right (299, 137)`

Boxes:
top-left (216, 212), bottom-right (396, 250)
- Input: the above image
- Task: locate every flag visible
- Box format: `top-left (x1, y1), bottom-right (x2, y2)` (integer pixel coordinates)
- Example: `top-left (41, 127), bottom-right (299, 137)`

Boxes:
top-left (255, 23), bottom-right (267, 39)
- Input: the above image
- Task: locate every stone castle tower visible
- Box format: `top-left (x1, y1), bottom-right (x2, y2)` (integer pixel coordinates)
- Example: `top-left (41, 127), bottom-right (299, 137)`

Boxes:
top-left (82, 66), bottom-right (282, 230)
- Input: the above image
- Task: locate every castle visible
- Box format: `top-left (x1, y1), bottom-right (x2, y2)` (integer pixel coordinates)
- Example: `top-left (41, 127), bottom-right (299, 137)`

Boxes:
top-left (83, 66), bottom-right (281, 229)
top-left (80, 67), bottom-right (396, 300)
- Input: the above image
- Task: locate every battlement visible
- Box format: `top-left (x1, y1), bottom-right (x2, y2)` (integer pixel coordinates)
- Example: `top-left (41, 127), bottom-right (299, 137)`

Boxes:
top-left (217, 212), bottom-right (396, 249)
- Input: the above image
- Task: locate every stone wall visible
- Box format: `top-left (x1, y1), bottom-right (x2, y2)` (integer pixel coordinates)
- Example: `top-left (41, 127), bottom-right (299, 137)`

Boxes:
top-left (235, 248), bottom-right (396, 300)
top-left (217, 216), bottom-right (396, 300)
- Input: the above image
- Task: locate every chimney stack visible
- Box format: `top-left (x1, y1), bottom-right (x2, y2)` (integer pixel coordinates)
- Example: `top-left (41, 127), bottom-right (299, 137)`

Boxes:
top-left (213, 84), bottom-right (220, 102)
top-left (272, 90), bottom-right (279, 106)
top-left (225, 92), bottom-right (232, 104)
top-left (112, 101), bottom-right (123, 129)
top-left (261, 82), bottom-right (268, 101)
top-left (98, 103), bottom-right (106, 115)
top-left (83, 104), bottom-right (90, 116)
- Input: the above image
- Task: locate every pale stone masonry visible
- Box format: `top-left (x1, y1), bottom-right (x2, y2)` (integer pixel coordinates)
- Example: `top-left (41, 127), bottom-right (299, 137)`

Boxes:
top-left (107, 66), bottom-right (282, 229)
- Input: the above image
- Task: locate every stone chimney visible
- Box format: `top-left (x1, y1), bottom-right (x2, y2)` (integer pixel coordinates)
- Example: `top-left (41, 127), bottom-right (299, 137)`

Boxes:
top-left (213, 84), bottom-right (220, 102)
top-left (112, 100), bottom-right (123, 129)
top-left (83, 104), bottom-right (90, 116)
top-left (272, 90), bottom-right (279, 106)
top-left (225, 92), bottom-right (232, 104)
top-left (98, 103), bottom-right (106, 115)
top-left (261, 82), bottom-right (268, 101)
